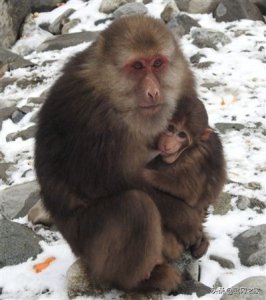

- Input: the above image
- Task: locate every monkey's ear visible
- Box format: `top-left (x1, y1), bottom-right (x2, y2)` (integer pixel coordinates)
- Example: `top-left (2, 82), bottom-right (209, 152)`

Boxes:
top-left (201, 128), bottom-right (213, 141)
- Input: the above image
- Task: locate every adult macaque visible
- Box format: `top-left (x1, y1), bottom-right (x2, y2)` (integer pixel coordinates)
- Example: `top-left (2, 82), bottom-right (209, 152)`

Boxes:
top-left (145, 98), bottom-right (227, 258)
top-left (35, 15), bottom-right (197, 292)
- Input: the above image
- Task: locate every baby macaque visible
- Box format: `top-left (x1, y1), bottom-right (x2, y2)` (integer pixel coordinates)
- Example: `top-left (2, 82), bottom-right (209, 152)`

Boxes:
top-left (146, 102), bottom-right (226, 210)
top-left (144, 98), bottom-right (227, 258)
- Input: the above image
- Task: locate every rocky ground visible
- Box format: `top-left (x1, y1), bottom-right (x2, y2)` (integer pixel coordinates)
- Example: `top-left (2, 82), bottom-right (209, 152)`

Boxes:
top-left (0, 0), bottom-right (266, 299)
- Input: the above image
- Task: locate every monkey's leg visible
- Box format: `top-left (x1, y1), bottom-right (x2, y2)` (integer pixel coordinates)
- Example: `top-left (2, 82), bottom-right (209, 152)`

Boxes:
top-left (54, 190), bottom-right (181, 293)
top-left (163, 231), bottom-right (184, 261)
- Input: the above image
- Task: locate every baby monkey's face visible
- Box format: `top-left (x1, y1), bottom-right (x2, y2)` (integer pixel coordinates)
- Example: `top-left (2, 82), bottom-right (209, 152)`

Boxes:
top-left (158, 122), bottom-right (190, 164)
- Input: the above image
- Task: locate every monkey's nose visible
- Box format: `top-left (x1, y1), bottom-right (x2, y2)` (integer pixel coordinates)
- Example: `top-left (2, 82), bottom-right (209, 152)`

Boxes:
top-left (147, 89), bottom-right (160, 102)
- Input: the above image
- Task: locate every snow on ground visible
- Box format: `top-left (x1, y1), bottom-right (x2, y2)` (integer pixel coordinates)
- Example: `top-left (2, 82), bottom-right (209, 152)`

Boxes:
top-left (0, 0), bottom-right (265, 299)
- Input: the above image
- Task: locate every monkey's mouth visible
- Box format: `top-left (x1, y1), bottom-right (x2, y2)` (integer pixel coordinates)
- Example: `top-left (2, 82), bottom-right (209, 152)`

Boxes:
top-left (160, 152), bottom-right (178, 164)
top-left (139, 104), bottom-right (163, 114)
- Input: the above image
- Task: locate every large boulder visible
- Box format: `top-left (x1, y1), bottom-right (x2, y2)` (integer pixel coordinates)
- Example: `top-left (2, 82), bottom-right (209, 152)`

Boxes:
top-left (214, 0), bottom-right (264, 22)
top-left (0, 0), bottom-right (31, 48)
top-left (175, 0), bottom-right (220, 14)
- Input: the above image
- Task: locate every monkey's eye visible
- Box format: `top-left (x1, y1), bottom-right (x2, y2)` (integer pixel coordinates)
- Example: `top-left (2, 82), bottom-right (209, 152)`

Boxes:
top-left (153, 59), bottom-right (163, 68)
top-left (166, 124), bottom-right (176, 135)
top-left (177, 131), bottom-right (187, 139)
top-left (132, 61), bottom-right (144, 70)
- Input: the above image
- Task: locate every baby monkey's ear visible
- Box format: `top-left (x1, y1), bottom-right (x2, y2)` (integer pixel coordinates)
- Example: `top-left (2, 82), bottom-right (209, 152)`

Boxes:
top-left (200, 128), bottom-right (213, 141)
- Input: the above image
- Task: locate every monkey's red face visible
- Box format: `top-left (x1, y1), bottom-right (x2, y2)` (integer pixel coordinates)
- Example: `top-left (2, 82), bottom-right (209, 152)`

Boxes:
top-left (124, 55), bottom-right (168, 115)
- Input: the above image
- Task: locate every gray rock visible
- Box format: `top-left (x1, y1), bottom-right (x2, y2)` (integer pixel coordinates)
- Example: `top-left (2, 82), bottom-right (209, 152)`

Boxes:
top-left (0, 77), bottom-right (18, 93)
top-left (11, 110), bottom-right (26, 123)
top-left (0, 163), bottom-right (13, 182)
top-left (221, 276), bottom-right (266, 300)
top-left (194, 61), bottom-right (214, 69)
top-left (62, 19), bottom-right (81, 34)
top-left (212, 192), bottom-right (232, 215)
top-left (0, 105), bottom-right (16, 121)
top-left (31, 0), bottom-right (66, 12)
top-left (201, 81), bottom-right (224, 89)
top-left (191, 28), bottom-right (231, 50)
top-left (0, 219), bottom-right (42, 267)
top-left (175, 0), bottom-right (220, 14)
top-left (0, 0), bottom-right (31, 48)
top-left (244, 181), bottom-right (262, 190)
top-left (0, 48), bottom-right (34, 70)
top-left (215, 122), bottom-right (245, 134)
top-left (48, 8), bottom-right (76, 35)
top-left (143, 0), bottom-right (152, 4)
top-left (173, 251), bottom-right (199, 281)
top-left (0, 181), bottom-right (39, 219)
top-left (209, 255), bottom-right (235, 269)
top-left (190, 53), bottom-right (206, 64)
top-left (37, 31), bottom-right (100, 52)
top-left (27, 96), bottom-right (46, 105)
top-left (236, 195), bottom-right (250, 210)
top-left (234, 224), bottom-right (266, 266)
top-left (15, 190), bottom-right (40, 219)
top-left (168, 14), bottom-right (200, 37)
top-left (174, 280), bottom-right (211, 297)
top-left (18, 105), bottom-right (34, 114)
top-left (0, 61), bottom-right (8, 78)
top-left (99, 0), bottom-right (135, 14)
top-left (214, 0), bottom-right (264, 22)
top-left (113, 3), bottom-right (148, 19)
top-left (251, 0), bottom-right (266, 14)
top-left (161, 0), bottom-right (180, 23)
top-left (249, 198), bottom-right (266, 213)
top-left (6, 125), bottom-right (36, 142)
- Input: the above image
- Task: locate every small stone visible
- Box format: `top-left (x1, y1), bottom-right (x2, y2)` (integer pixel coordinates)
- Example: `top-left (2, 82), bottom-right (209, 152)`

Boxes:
top-left (113, 3), bottom-right (148, 19)
top-left (161, 0), bottom-right (180, 23)
top-left (168, 14), bottom-right (200, 37)
top-left (174, 280), bottom-right (211, 297)
top-left (99, 0), bottom-right (135, 14)
top-left (212, 192), bottom-right (232, 215)
top-left (0, 163), bottom-right (12, 182)
top-left (48, 8), bottom-right (76, 35)
top-left (6, 125), bottom-right (36, 142)
top-left (0, 105), bottom-right (16, 121)
top-left (209, 255), bottom-right (235, 269)
top-left (190, 53), bottom-right (206, 64)
top-left (62, 19), bottom-right (80, 34)
top-left (194, 61), bottom-right (214, 69)
top-left (236, 195), bottom-right (250, 210)
top-left (11, 110), bottom-right (26, 123)
top-left (244, 181), bottom-right (262, 190)
top-left (215, 123), bottom-right (245, 134)
top-left (27, 96), bottom-right (46, 105)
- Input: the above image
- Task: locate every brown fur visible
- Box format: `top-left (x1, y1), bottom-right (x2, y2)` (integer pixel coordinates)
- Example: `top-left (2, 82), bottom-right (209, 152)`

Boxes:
top-left (34, 16), bottom-right (199, 292)
top-left (145, 98), bottom-right (227, 258)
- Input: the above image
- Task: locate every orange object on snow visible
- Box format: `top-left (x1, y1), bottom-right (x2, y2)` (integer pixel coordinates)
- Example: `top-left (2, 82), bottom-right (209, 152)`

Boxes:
top-left (33, 256), bottom-right (56, 273)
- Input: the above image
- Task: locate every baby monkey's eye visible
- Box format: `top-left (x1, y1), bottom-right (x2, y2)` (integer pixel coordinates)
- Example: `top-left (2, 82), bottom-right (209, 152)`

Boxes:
top-left (177, 131), bottom-right (187, 139)
top-left (166, 124), bottom-right (176, 135)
